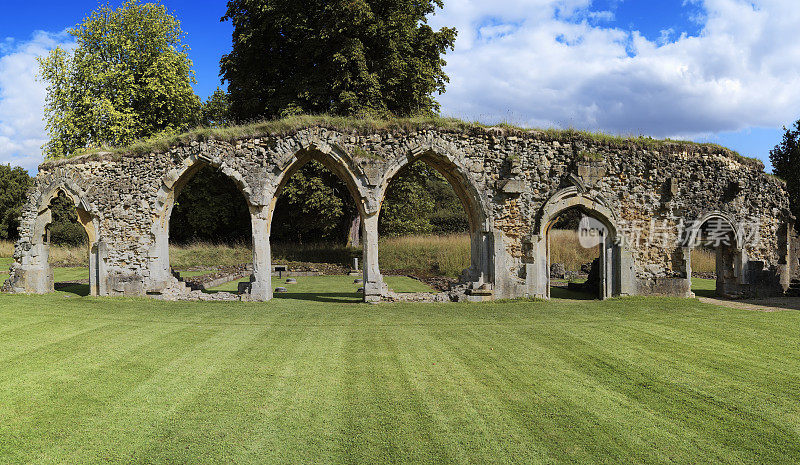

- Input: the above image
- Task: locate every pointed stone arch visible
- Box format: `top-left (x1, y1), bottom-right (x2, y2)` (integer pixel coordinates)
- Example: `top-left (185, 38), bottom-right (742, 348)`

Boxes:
top-left (376, 144), bottom-right (491, 233)
top-left (684, 210), bottom-right (749, 298)
top-left (268, 142), bottom-right (372, 222)
top-left (529, 186), bottom-right (632, 300)
top-left (11, 171), bottom-right (105, 295)
top-left (147, 153), bottom-right (256, 292)
top-left (375, 144), bottom-right (494, 292)
top-left (247, 142), bottom-right (378, 302)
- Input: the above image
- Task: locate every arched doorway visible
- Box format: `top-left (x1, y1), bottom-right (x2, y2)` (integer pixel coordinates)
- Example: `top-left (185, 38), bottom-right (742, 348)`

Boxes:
top-left (376, 148), bottom-right (493, 297)
top-left (686, 212), bottom-right (745, 298)
top-left (377, 159), bottom-right (471, 295)
top-left (532, 188), bottom-right (627, 300)
top-left (545, 208), bottom-right (605, 299)
top-left (148, 157), bottom-right (254, 296)
top-left (260, 146), bottom-right (373, 302)
top-left (29, 185), bottom-right (101, 296)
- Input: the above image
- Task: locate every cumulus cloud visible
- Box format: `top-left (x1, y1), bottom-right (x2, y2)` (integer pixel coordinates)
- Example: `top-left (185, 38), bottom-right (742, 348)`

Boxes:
top-left (430, 0), bottom-right (800, 139)
top-left (0, 31), bottom-right (72, 172)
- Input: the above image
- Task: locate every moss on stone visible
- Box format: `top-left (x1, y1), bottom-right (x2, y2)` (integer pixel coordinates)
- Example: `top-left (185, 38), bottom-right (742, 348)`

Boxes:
top-left (43, 114), bottom-right (763, 170)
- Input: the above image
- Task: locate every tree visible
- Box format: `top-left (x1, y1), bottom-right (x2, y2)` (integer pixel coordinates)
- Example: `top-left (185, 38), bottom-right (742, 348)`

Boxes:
top-left (271, 161), bottom-right (357, 244)
top-left (0, 165), bottom-right (32, 240)
top-left (169, 165), bottom-right (252, 244)
top-left (379, 161), bottom-right (468, 237)
top-left (771, 120), bottom-right (800, 227)
top-left (202, 87), bottom-right (233, 128)
top-left (38, 0), bottom-right (201, 158)
top-left (220, 0), bottom-right (457, 120)
top-left (48, 192), bottom-right (86, 246)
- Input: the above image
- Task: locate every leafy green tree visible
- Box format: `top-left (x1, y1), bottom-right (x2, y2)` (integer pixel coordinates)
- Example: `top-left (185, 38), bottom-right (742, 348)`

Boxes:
top-left (771, 119), bottom-right (800, 227)
top-left (272, 161), bottom-right (357, 244)
top-left (0, 165), bottom-right (32, 240)
top-left (202, 87), bottom-right (233, 128)
top-left (380, 162), bottom-right (435, 236)
top-left (220, 0), bottom-right (457, 120)
top-left (38, 0), bottom-right (201, 158)
top-left (48, 192), bottom-right (86, 246)
top-left (170, 165), bottom-right (252, 244)
top-left (380, 161), bottom-right (468, 237)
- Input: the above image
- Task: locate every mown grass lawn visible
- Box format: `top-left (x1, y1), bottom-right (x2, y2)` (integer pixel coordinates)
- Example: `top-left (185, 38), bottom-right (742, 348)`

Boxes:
top-left (1, 290), bottom-right (799, 464)
top-left (209, 274), bottom-right (435, 296)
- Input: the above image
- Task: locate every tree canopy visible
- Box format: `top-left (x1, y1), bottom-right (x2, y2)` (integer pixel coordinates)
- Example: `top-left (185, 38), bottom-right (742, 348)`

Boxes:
top-left (0, 165), bottom-right (31, 240)
top-left (379, 161), bottom-right (468, 237)
top-left (169, 165), bottom-right (252, 245)
top-left (770, 119), bottom-right (800, 227)
top-left (38, 0), bottom-right (202, 158)
top-left (220, 0), bottom-right (457, 120)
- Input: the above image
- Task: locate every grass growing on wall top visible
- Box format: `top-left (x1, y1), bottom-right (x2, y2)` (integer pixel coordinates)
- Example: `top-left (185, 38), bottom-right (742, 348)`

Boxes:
top-left (46, 114), bottom-right (762, 168)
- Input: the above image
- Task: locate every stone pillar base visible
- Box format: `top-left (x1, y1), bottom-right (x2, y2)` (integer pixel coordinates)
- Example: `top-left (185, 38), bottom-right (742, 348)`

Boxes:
top-left (9, 266), bottom-right (54, 294)
top-left (363, 280), bottom-right (387, 303)
top-left (249, 281), bottom-right (273, 302)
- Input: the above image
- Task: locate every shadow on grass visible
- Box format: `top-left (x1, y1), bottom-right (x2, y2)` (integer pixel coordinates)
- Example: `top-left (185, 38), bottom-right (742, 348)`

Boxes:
top-left (550, 286), bottom-right (598, 301)
top-left (693, 289), bottom-right (718, 298)
top-left (54, 282), bottom-right (90, 297)
top-left (274, 292), bottom-right (362, 304)
top-left (202, 288), bottom-right (362, 303)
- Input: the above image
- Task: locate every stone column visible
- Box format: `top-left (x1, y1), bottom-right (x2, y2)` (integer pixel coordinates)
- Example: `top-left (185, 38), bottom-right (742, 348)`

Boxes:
top-left (146, 213), bottom-right (173, 292)
top-left (249, 205), bottom-right (273, 301)
top-left (361, 213), bottom-right (385, 302)
top-left (526, 234), bottom-right (548, 299)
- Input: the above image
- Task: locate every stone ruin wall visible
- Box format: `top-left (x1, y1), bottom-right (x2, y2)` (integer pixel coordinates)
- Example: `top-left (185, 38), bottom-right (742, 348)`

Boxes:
top-left (4, 124), bottom-right (797, 301)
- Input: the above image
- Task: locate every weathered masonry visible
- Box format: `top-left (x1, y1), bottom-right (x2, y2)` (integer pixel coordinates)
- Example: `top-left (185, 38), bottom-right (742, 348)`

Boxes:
top-left (5, 121), bottom-right (800, 302)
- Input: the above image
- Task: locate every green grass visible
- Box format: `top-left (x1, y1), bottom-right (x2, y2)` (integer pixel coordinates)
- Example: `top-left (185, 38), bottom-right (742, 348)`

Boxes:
top-left (209, 275), bottom-right (434, 299)
top-left (43, 114), bottom-right (763, 168)
top-left (0, 293), bottom-right (798, 464)
top-left (692, 277), bottom-right (718, 298)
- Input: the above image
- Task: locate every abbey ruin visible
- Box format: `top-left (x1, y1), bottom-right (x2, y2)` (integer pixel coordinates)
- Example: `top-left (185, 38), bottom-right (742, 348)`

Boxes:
top-left (4, 120), bottom-right (800, 302)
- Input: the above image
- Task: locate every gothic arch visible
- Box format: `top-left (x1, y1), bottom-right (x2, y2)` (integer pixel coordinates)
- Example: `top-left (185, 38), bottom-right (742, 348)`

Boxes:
top-left (376, 144), bottom-right (491, 234)
top-left (239, 142), bottom-right (380, 302)
top-left (532, 187), bottom-right (628, 300)
top-left (685, 210), bottom-right (749, 296)
top-left (536, 187), bottom-right (620, 238)
top-left (267, 143), bottom-right (371, 225)
top-left (375, 144), bottom-right (494, 290)
top-left (154, 152), bottom-right (255, 221)
top-left (147, 153), bottom-right (256, 291)
top-left (27, 174), bottom-right (104, 295)
top-left (686, 211), bottom-right (743, 248)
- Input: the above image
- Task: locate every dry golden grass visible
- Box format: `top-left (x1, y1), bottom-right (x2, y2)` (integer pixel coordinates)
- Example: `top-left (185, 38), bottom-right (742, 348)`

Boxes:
top-left (1, 240), bottom-right (92, 267)
top-left (691, 248), bottom-right (717, 274)
top-left (378, 234), bottom-right (471, 277)
top-left (170, 242), bottom-right (253, 268)
top-left (1, 236), bottom-right (471, 277)
top-left (0, 235), bottom-right (723, 277)
top-left (0, 240), bottom-right (13, 258)
top-left (549, 229), bottom-right (601, 272)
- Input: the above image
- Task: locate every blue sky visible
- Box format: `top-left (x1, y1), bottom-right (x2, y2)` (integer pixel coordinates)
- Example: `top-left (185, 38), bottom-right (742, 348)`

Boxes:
top-left (1, 0), bottom-right (798, 172)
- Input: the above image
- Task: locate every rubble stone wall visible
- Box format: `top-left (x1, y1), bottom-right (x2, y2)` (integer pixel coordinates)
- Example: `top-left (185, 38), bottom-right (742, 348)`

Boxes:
top-left (4, 123), bottom-right (795, 301)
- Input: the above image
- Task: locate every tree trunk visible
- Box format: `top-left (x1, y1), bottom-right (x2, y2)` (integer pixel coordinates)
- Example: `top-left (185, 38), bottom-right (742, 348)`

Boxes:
top-left (346, 214), bottom-right (361, 247)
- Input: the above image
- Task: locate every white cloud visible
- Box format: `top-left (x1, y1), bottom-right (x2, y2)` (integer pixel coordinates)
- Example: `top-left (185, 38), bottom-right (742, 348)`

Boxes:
top-left (0, 31), bottom-right (73, 172)
top-left (429, 0), bottom-right (800, 139)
